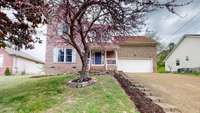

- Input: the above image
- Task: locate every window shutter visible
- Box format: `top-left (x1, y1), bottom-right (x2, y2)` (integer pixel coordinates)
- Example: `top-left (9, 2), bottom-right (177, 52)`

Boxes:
top-left (72, 49), bottom-right (76, 63)
top-left (53, 48), bottom-right (58, 63)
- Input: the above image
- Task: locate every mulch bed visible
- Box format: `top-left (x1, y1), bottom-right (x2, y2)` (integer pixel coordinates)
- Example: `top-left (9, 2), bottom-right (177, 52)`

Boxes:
top-left (68, 77), bottom-right (96, 88)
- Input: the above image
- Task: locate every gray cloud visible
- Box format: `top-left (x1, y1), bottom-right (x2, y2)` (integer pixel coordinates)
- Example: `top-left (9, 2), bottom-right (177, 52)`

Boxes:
top-left (144, 0), bottom-right (200, 43)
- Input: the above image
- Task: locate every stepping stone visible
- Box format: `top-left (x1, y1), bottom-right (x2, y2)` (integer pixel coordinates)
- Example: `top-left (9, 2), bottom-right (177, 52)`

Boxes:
top-left (128, 78), bottom-right (136, 81)
top-left (137, 87), bottom-right (150, 92)
top-left (146, 96), bottom-right (162, 103)
top-left (165, 112), bottom-right (181, 113)
top-left (155, 102), bottom-right (178, 112)
top-left (133, 83), bottom-right (144, 88)
top-left (142, 91), bottom-right (153, 96)
top-left (130, 81), bottom-right (139, 84)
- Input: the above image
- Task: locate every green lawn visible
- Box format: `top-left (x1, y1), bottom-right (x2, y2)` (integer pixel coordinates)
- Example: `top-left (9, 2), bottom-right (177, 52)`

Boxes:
top-left (0, 75), bottom-right (137, 113)
top-left (174, 72), bottom-right (200, 77)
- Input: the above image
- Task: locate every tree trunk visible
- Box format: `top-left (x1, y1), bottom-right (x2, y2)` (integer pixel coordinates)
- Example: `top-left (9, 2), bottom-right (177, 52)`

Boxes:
top-left (79, 54), bottom-right (89, 82)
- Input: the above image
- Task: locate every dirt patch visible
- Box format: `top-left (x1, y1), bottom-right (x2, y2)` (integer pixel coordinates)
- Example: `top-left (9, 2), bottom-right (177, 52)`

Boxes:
top-left (127, 73), bottom-right (200, 113)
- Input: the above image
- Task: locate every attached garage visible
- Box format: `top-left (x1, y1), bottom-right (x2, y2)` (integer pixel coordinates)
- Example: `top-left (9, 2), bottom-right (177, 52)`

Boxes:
top-left (116, 36), bottom-right (157, 73)
top-left (117, 59), bottom-right (153, 73)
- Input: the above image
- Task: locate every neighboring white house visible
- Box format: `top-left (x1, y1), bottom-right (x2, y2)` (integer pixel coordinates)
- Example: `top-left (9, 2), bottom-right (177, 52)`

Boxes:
top-left (165, 34), bottom-right (200, 72)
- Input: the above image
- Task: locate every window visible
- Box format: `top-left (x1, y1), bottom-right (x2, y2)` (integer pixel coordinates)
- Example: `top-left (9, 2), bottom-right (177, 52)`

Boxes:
top-left (88, 31), bottom-right (96, 42)
top-left (66, 49), bottom-right (72, 62)
top-left (0, 55), bottom-right (3, 68)
top-left (186, 56), bottom-right (189, 61)
top-left (176, 59), bottom-right (180, 66)
top-left (58, 49), bottom-right (64, 62)
top-left (54, 48), bottom-right (75, 63)
top-left (101, 31), bottom-right (110, 42)
top-left (57, 23), bottom-right (69, 36)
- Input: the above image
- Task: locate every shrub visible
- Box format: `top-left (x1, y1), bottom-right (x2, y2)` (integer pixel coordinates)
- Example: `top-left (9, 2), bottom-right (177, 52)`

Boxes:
top-left (21, 71), bottom-right (26, 75)
top-left (4, 67), bottom-right (12, 76)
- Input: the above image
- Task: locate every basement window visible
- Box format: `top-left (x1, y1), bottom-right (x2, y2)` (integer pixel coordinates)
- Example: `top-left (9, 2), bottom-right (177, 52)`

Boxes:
top-left (176, 59), bottom-right (180, 66)
top-left (186, 56), bottom-right (189, 61)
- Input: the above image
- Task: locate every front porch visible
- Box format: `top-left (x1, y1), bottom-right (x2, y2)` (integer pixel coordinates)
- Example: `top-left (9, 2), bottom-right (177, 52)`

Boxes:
top-left (88, 49), bottom-right (118, 71)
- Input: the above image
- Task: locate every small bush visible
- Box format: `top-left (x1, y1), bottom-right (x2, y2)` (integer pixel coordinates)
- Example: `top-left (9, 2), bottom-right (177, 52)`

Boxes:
top-left (4, 67), bottom-right (12, 76)
top-left (21, 71), bottom-right (26, 75)
top-left (157, 66), bottom-right (166, 73)
top-left (192, 72), bottom-right (200, 76)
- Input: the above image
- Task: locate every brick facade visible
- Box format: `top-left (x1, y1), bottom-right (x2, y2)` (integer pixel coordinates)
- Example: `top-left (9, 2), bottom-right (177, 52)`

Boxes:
top-left (45, 21), bottom-right (157, 74)
top-left (45, 42), bottom-right (157, 74)
top-left (45, 37), bottom-right (83, 75)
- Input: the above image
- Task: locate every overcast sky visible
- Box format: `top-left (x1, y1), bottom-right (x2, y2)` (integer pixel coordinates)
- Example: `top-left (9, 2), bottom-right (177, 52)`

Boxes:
top-left (23, 0), bottom-right (200, 61)
top-left (145, 0), bottom-right (200, 43)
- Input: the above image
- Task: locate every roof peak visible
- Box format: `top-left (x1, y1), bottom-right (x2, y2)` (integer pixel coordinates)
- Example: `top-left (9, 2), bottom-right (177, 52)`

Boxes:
top-left (183, 34), bottom-right (200, 37)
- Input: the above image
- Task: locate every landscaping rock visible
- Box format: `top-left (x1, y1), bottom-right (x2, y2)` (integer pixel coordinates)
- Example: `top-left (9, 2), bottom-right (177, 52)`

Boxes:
top-left (68, 77), bottom-right (97, 88)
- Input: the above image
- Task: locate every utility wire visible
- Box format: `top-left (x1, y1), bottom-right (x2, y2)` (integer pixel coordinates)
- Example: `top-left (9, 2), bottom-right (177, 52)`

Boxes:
top-left (171, 10), bottom-right (200, 36)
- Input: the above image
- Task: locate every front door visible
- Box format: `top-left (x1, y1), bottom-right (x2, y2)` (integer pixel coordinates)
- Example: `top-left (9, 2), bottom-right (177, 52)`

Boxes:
top-left (95, 52), bottom-right (102, 64)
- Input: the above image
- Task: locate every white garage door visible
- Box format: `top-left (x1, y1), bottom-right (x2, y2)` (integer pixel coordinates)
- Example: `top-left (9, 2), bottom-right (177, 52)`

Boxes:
top-left (117, 59), bottom-right (153, 73)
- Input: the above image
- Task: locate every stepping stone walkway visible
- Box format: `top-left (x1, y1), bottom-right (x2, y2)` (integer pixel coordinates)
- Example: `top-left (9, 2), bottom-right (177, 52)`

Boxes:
top-left (128, 77), bottom-right (181, 113)
top-left (114, 72), bottom-right (182, 113)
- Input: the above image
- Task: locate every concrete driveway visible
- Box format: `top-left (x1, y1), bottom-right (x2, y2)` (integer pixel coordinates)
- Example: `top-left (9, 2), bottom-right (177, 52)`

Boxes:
top-left (127, 73), bottom-right (200, 113)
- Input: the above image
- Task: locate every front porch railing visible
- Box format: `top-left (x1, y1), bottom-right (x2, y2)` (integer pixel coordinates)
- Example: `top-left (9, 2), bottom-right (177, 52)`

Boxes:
top-left (106, 58), bottom-right (116, 65)
top-left (88, 58), bottom-right (116, 65)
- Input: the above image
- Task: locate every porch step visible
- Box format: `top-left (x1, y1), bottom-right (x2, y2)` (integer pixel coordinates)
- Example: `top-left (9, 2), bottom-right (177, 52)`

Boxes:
top-left (90, 71), bottom-right (110, 76)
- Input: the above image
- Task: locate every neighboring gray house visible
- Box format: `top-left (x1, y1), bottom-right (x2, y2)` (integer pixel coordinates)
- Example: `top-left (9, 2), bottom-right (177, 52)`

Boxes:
top-left (0, 48), bottom-right (44, 75)
top-left (165, 34), bottom-right (200, 72)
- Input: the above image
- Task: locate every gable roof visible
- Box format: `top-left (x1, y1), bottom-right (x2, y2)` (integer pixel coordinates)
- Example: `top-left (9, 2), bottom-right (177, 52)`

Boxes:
top-left (164, 34), bottom-right (200, 62)
top-left (4, 48), bottom-right (44, 64)
top-left (114, 36), bottom-right (157, 46)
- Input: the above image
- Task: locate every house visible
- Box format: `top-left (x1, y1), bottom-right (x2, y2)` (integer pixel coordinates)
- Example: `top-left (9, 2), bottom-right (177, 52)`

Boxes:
top-left (45, 29), bottom-right (157, 74)
top-left (165, 34), bottom-right (200, 72)
top-left (0, 48), bottom-right (44, 75)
